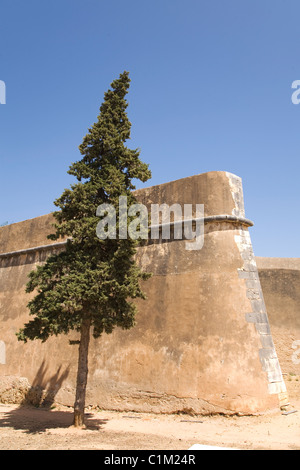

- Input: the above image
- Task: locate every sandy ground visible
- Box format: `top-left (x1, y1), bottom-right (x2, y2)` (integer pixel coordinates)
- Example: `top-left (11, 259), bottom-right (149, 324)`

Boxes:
top-left (0, 396), bottom-right (299, 450)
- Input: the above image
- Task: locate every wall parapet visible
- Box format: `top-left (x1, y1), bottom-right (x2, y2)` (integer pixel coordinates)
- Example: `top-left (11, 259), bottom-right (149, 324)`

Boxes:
top-left (0, 214), bottom-right (254, 259)
top-left (0, 240), bottom-right (67, 259)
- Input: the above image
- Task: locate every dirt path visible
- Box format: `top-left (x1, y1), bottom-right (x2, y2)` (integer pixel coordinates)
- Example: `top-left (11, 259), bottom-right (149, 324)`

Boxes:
top-left (0, 399), bottom-right (299, 450)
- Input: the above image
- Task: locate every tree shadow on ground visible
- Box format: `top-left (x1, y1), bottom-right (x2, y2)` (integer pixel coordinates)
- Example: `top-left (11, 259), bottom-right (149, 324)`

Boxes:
top-left (0, 405), bottom-right (108, 434)
top-left (0, 361), bottom-right (108, 433)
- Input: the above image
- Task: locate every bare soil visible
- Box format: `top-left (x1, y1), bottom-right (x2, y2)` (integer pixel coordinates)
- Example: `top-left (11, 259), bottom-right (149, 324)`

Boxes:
top-left (0, 378), bottom-right (299, 451)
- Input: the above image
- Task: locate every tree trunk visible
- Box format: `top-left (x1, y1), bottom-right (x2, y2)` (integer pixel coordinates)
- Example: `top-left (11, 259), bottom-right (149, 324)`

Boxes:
top-left (73, 316), bottom-right (91, 427)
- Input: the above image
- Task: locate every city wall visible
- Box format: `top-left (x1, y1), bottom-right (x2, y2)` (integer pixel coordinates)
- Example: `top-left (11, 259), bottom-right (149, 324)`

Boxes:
top-left (0, 171), bottom-right (297, 415)
top-left (256, 257), bottom-right (300, 380)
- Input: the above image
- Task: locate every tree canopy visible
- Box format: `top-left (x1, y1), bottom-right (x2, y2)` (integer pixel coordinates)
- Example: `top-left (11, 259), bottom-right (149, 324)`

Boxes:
top-left (17, 71), bottom-right (152, 426)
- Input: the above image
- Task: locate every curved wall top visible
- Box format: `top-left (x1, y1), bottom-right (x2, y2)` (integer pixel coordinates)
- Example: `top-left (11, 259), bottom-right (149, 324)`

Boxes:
top-left (134, 171), bottom-right (245, 218)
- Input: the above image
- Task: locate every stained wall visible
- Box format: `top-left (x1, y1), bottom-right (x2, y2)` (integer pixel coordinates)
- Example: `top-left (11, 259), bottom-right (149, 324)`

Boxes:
top-left (0, 172), bottom-right (292, 414)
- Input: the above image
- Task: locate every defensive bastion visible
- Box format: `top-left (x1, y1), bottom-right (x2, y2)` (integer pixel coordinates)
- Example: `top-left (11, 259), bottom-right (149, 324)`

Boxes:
top-left (0, 171), bottom-right (299, 415)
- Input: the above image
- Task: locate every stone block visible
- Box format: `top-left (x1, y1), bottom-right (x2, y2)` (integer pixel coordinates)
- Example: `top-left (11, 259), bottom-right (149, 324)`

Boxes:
top-left (255, 323), bottom-right (271, 335)
top-left (260, 335), bottom-right (275, 349)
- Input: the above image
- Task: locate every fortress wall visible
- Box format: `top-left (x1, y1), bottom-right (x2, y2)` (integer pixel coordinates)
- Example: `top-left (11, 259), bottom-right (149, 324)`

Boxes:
top-left (0, 171), bottom-right (289, 414)
top-left (0, 213), bottom-right (59, 254)
top-left (257, 258), bottom-right (300, 380)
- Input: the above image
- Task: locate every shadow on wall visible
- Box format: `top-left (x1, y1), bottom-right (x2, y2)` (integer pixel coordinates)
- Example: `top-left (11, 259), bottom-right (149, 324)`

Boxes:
top-left (0, 360), bottom-right (89, 433)
top-left (0, 360), bottom-right (70, 408)
top-left (0, 361), bottom-right (108, 434)
top-left (26, 360), bottom-right (70, 408)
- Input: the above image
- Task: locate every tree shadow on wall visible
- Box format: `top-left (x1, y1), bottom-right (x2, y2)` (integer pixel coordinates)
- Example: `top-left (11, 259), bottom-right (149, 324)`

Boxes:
top-left (0, 361), bottom-right (107, 434)
top-left (0, 361), bottom-right (70, 433)
top-left (25, 360), bottom-right (70, 408)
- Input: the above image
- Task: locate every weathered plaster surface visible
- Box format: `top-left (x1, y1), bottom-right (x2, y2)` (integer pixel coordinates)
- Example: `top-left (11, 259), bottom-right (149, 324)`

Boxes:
top-left (0, 171), bottom-right (291, 414)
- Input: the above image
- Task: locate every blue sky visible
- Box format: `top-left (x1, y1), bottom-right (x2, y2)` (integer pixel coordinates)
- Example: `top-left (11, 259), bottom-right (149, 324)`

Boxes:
top-left (0, 0), bottom-right (299, 257)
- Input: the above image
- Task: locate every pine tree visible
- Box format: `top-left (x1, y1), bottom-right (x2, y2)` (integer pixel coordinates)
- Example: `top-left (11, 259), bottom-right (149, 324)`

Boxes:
top-left (17, 71), bottom-right (152, 427)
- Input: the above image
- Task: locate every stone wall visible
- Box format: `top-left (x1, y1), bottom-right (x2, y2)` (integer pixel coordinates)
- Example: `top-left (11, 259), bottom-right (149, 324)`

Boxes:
top-left (257, 258), bottom-right (300, 387)
top-left (0, 171), bottom-right (292, 414)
